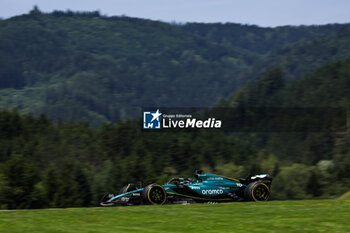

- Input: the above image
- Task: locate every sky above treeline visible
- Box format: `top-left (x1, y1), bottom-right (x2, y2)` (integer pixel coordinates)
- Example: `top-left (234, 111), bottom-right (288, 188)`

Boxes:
top-left (1, 0), bottom-right (349, 27)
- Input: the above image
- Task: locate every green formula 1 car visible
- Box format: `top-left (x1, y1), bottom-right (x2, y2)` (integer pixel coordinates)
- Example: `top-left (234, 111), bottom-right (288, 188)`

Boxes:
top-left (100, 170), bottom-right (272, 206)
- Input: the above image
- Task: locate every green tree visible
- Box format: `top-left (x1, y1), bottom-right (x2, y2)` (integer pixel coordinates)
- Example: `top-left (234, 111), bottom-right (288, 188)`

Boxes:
top-left (1, 154), bottom-right (39, 209)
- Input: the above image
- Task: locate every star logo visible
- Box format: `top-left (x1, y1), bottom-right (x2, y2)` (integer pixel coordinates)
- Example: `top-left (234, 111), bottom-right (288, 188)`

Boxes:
top-left (150, 109), bottom-right (162, 122)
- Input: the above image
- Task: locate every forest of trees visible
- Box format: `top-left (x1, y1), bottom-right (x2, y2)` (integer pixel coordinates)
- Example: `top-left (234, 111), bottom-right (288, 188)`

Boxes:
top-left (0, 9), bottom-right (350, 127)
top-left (0, 57), bottom-right (349, 209)
top-left (0, 8), bottom-right (349, 209)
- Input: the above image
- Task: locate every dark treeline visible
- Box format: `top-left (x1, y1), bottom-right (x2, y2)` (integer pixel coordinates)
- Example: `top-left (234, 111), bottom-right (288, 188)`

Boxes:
top-left (0, 110), bottom-right (348, 209)
top-left (1, 57), bottom-right (350, 209)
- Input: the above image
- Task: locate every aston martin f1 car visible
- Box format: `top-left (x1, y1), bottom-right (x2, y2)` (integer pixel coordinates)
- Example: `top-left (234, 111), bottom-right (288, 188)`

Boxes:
top-left (100, 170), bottom-right (272, 206)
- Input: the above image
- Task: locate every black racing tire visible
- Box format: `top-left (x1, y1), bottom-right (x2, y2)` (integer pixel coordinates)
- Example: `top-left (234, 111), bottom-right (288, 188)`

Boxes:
top-left (119, 183), bottom-right (137, 194)
top-left (244, 181), bottom-right (270, 201)
top-left (142, 183), bottom-right (167, 205)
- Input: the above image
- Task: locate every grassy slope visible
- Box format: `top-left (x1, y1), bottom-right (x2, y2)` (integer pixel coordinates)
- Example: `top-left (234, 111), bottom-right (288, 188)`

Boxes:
top-left (0, 199), bottom-right (349, 233)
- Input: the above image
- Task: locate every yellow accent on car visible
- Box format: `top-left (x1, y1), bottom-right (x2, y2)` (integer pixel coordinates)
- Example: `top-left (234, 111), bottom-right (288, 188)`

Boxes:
top-left (212, 174), bottom-right (240, 183)
top-left (147, 185), bottom-right (167, 205)
top-left (251, 183), bottom-right (270, 201)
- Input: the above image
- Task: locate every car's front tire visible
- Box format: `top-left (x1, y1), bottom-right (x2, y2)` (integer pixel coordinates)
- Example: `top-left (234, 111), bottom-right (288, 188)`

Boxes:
top-left (142, 183), bottom-right (167, 205)
top-left (244, 181), bottom-right (270, 201)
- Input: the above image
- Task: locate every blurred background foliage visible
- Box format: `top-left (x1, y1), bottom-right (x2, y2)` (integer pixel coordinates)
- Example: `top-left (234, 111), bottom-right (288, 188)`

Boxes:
top-left (0, 9), bottom-right (350, 209)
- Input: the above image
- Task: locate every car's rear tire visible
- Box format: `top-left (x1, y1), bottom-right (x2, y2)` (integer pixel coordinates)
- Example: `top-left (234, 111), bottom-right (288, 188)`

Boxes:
top-left (142, 184), bottom-right (167, 205)
top-left (244, 181), bottom-right (270, 201)
top-left (119, 183), bottom-right (137, 194)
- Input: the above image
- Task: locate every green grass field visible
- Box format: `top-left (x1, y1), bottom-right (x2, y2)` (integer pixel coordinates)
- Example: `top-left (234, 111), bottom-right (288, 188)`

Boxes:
top-left (0, 199), bottom-right (349, 233)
